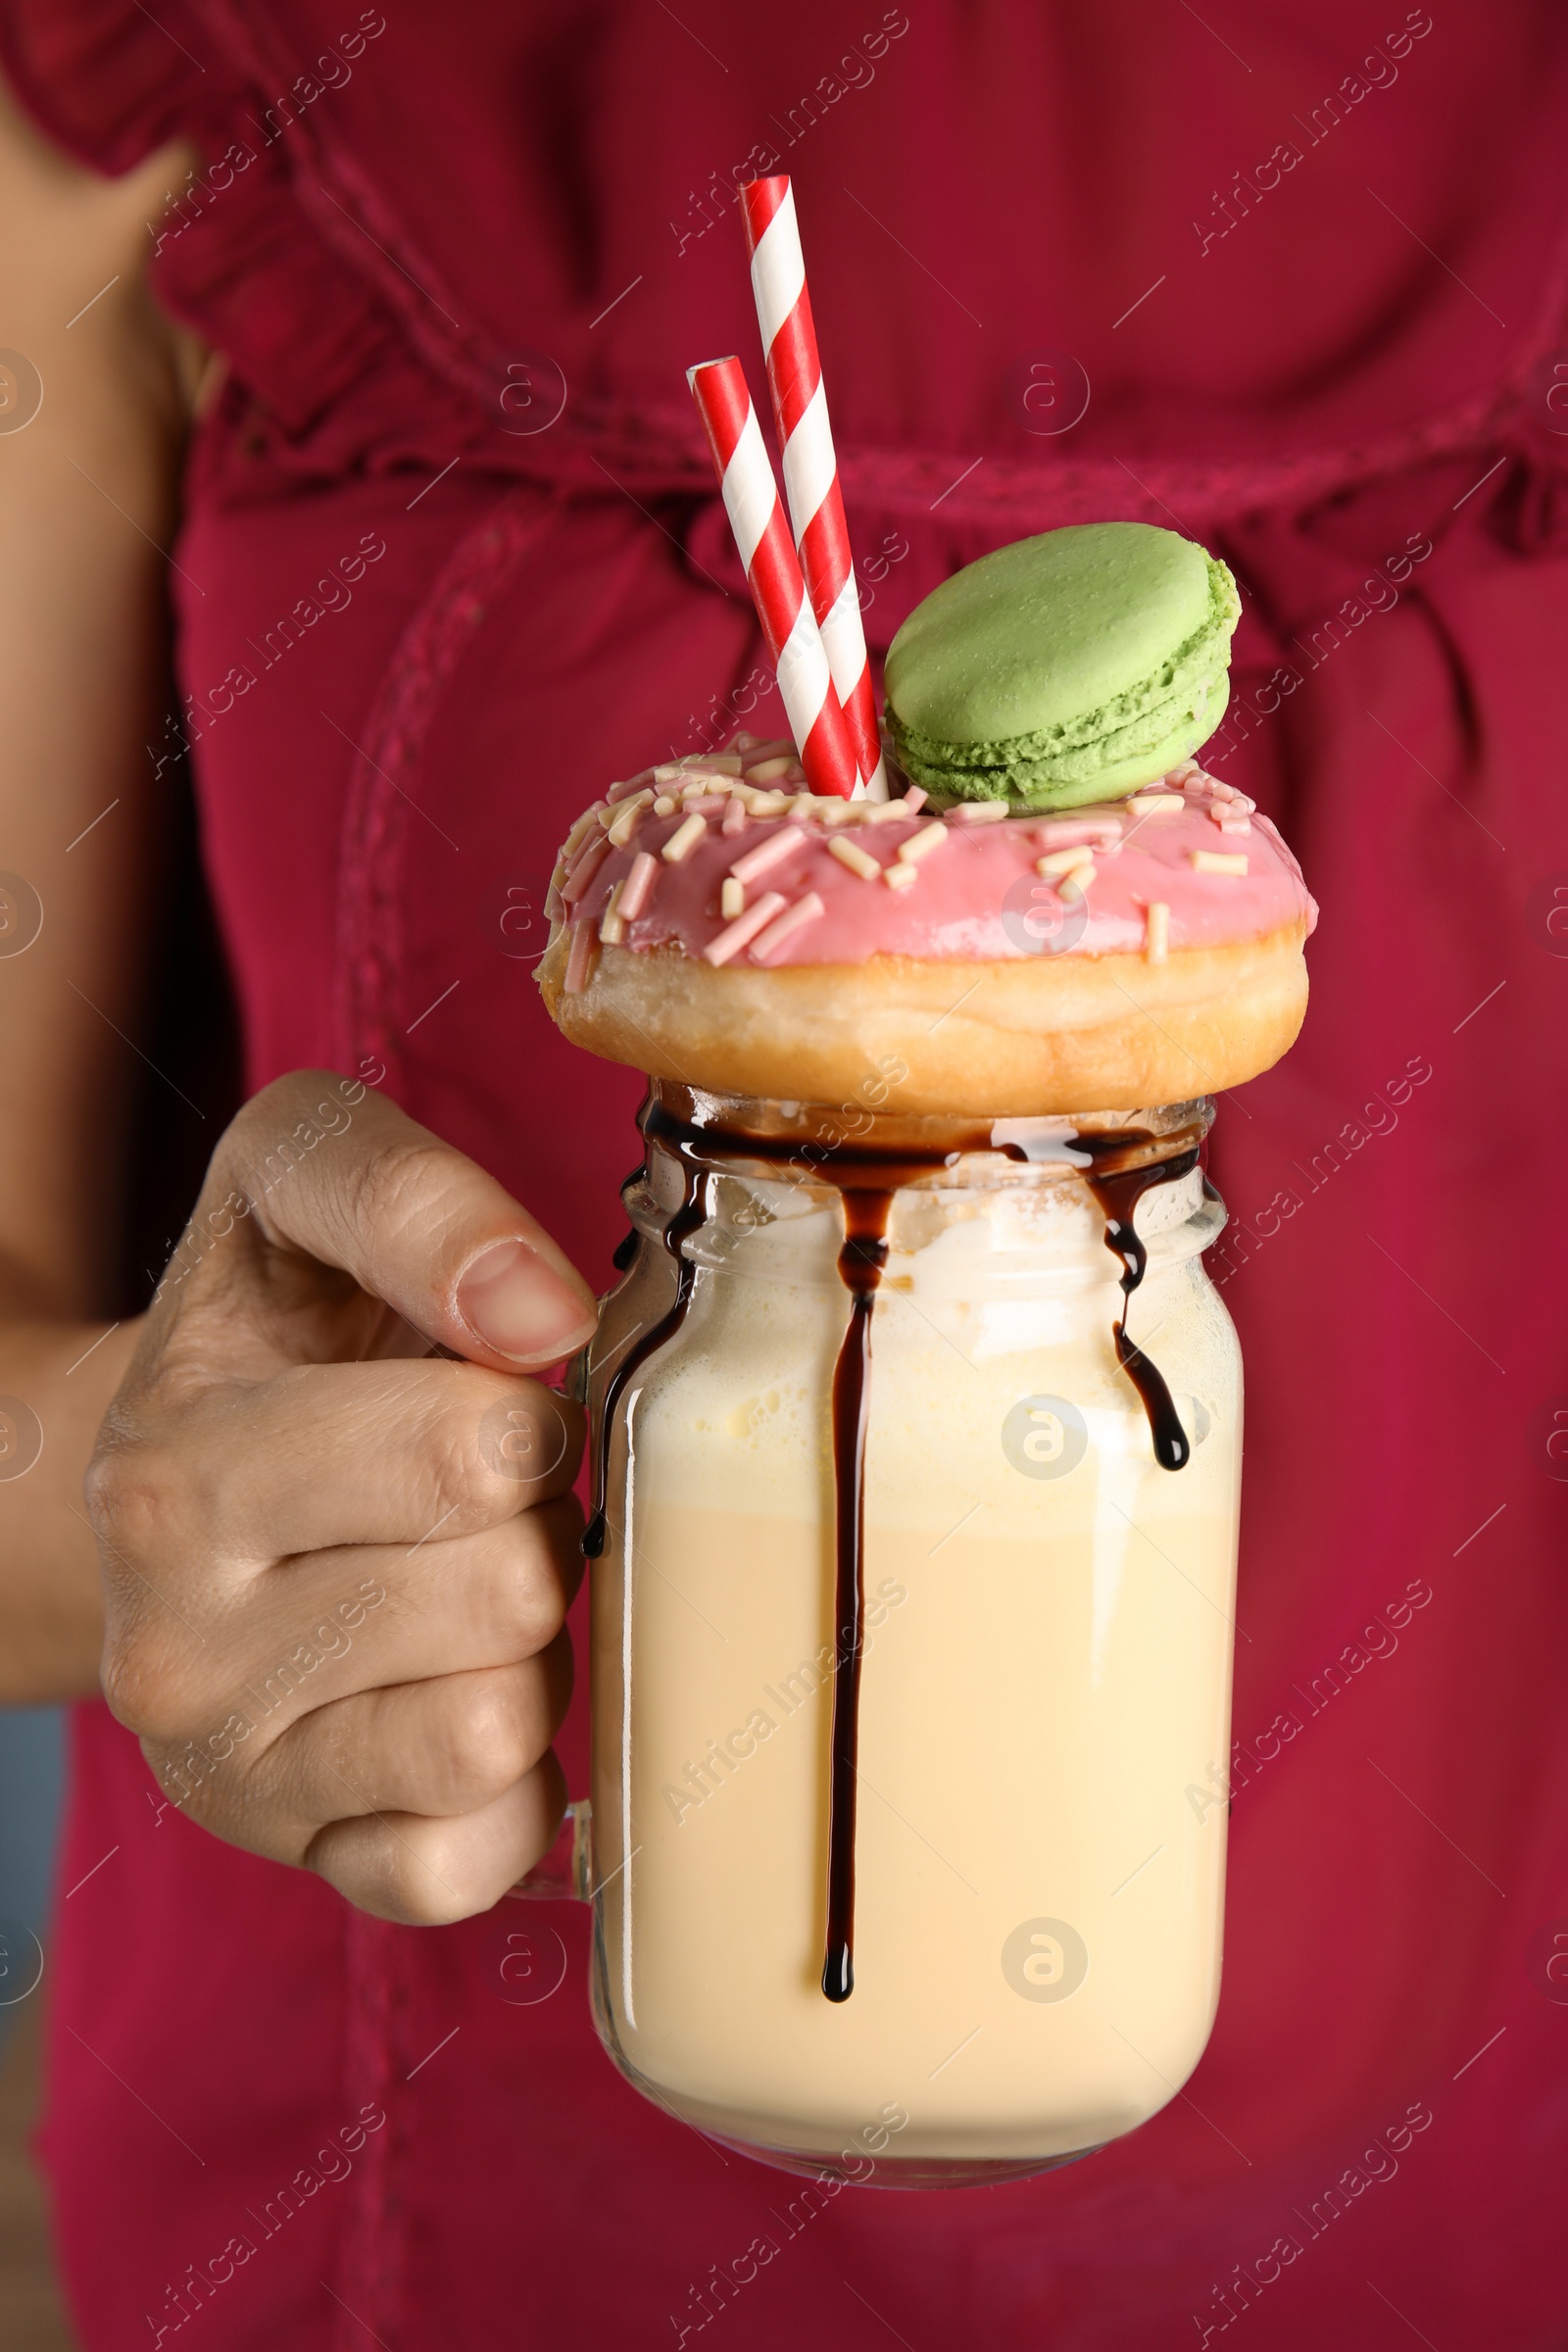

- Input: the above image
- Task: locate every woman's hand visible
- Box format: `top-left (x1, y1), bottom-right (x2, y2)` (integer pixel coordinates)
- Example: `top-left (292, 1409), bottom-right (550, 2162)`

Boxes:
top-left (86, 1070), bottom-right (599, 1925)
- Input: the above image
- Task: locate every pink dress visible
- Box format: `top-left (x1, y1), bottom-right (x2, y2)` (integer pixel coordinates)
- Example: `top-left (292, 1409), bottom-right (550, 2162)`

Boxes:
top-left (3, 3), bottom-right (1567, 2343)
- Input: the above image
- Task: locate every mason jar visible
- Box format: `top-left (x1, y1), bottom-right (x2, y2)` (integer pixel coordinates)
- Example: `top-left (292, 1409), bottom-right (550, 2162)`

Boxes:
top-left (574, 1083), bottom-right (1241, 2187)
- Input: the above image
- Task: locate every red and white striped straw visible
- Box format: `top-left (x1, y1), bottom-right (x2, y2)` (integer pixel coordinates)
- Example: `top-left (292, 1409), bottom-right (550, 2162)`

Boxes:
top-left (687, 355), bottom-right (860, 801)
top-left (739, 175), bottom-right (885, 800)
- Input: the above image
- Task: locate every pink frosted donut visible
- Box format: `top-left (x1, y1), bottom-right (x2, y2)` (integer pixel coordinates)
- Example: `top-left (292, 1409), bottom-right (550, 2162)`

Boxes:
top-left (538, 754), bottom-right (1314, 1115)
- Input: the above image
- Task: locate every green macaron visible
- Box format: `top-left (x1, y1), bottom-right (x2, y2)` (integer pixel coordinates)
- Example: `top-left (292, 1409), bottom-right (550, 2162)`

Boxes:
top-left (883, 521), bottom-right (1241, 810)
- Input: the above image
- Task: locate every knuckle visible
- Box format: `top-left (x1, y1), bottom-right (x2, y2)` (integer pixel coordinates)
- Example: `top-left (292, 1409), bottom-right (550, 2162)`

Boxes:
top-left (87, 1442), bottom-right (227, 1746)
top-left (383, 1885), bottom-right (459, 1928)
top-left (304, 1823), bottom-right (416, 1924)
top-left (232, 1069), bottom-right (335, 1143)
top-left (344, 1136), bottom-right (451, 1255)
top-left (475, 1385), bottom-right (581, 1494)
top-left (416, 1408), bottom-right (496, 1533)
top-left (419, 1372), bottom-right (547, 1527)
top-left (441, 1676), bottom-right (536, 1805)
top-left (85, 1444), bottom-right (211, 1745)
top-left (405, 1372), bottom-right (581, 1542)
top-left (224, 1076), bottom-right (308, 1180)
top-left (96, 1637), bottom-right (147, 1732)
top-left (488, 1528), bottom-right (568, 1654)
top-left (85, 1427), bottom-right (213, 1567)
top-left (83, 1439), bottom-right (170, 1559)
top-left (99, 1630), bottom-right (194, 1745)
top-left (375, 1847), bottom-right (473, 1928)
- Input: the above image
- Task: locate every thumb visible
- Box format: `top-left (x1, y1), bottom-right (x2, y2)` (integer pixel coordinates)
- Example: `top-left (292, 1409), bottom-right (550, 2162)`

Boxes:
top-left (199, 1071), bottom-right (600, 1372)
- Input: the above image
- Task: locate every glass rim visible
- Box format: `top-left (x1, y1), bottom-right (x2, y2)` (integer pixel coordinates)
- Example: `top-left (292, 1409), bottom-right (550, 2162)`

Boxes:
top-left (641, 1082), bottom-right (1214, 1192)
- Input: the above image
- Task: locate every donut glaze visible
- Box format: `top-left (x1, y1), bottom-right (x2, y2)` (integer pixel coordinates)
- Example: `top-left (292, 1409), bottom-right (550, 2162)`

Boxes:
top-left (551, 770), bottom-right (1315, 972)
top-left (539, 757), bottom-right (1314, 1113)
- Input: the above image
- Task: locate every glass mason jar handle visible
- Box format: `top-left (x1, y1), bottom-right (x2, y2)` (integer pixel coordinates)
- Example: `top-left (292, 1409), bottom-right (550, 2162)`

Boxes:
top-left (507, 1333), bottom-right (604, 1904)
top-left (508, 1797), bottom-right (593, 1902)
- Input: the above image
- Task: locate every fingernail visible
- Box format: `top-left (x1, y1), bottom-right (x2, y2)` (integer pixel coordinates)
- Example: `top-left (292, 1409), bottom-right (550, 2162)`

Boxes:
top-left (457, 1239), bottom-right (596, 1361)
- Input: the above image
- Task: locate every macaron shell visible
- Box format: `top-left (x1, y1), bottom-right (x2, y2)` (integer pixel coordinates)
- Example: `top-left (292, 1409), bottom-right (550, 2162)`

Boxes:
top-left (885, 521), bottom-right (1240, 807)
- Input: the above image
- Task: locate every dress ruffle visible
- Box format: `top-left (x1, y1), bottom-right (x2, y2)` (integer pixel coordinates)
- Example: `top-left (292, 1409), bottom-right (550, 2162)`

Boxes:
top-left (5, 0), bottom-right (1568, 557)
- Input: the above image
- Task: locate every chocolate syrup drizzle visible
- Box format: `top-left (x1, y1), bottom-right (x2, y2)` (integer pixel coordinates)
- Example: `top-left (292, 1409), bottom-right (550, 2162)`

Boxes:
top-left (1086, 1152), bottom-right (1200, 1473)
top-left (823, 1192), bottom-right (892, 2000)
top-left (588, 1094), bottom-right (1201, 1997)
top-left (581, 1149), bottom-right (704, 1561)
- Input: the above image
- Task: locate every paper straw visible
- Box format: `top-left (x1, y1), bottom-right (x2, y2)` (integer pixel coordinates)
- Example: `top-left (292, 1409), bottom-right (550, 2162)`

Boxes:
top-left (740, 176), bottom-right (885, 799)
top-left (687, 356), bottom-right (859, 801)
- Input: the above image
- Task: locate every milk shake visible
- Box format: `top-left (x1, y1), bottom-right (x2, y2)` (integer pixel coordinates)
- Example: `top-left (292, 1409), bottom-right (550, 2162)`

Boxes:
top-left (541, 521), bottom-right (1313, 2182)
top-left (582, 1094), bottom-right (1241, 2183)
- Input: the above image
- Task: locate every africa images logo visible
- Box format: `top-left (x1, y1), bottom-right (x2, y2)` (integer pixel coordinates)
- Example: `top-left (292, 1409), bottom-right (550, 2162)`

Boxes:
top-left (1001, 871), bottom-right (1090, 958)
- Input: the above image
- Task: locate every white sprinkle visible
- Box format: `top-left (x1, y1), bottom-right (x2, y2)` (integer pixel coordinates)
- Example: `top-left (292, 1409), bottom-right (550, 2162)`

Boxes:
top-left (949, 801), bottom-right (1010, 824)
top-left (730, 823), bottom-right (805, 885)
top-left (1057, 862), bottom-right (1095, 902)
top-left (663, 753), bottom-right (743, 776)
top-left (562, 808), bottom-right (602, 858)
top-left (1145, 902), bottom-right (1169, 962)
top-left (898, 820), bottom-right (950, 866)
top-left (1209, 808), bottom-right (1251, 834)
top-left (618, 850), bottom-right (658, 920)
top-left (1035, 817), bottom-right (1121, 850)
top-left (863, 800), bottom-right (908, 823)
top-left (828, 834), bottom-right (882, 882)
top-left (720, 875), bottom-right (745, 918)
top-left (662, 812), bottom-right (708, 863)
top-left (703, 890), bottom-right (786, 967)
top-left (742, 787), bottom-right (793, 817)
top-left (743, 755), bottom-right (797, 782)
top-left (1126, 791), bottom-right (1184, 815)
top-left (606, 771), bottom-right (657, 804)
top-left (653, 794), bottom-right (676, 814)
top-left (599, 881), bottom-right (626, 945)
top-left (1191, 849), bottom-right (1249, 875)
top-left (884, 860), bottom-right (918, 891)
top-left (606, 795), bottom-right (651, 847)
top-left (750, 891), bottom-right (825, 962)
top-left (1036, 844), bottom-right (1095, 879)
